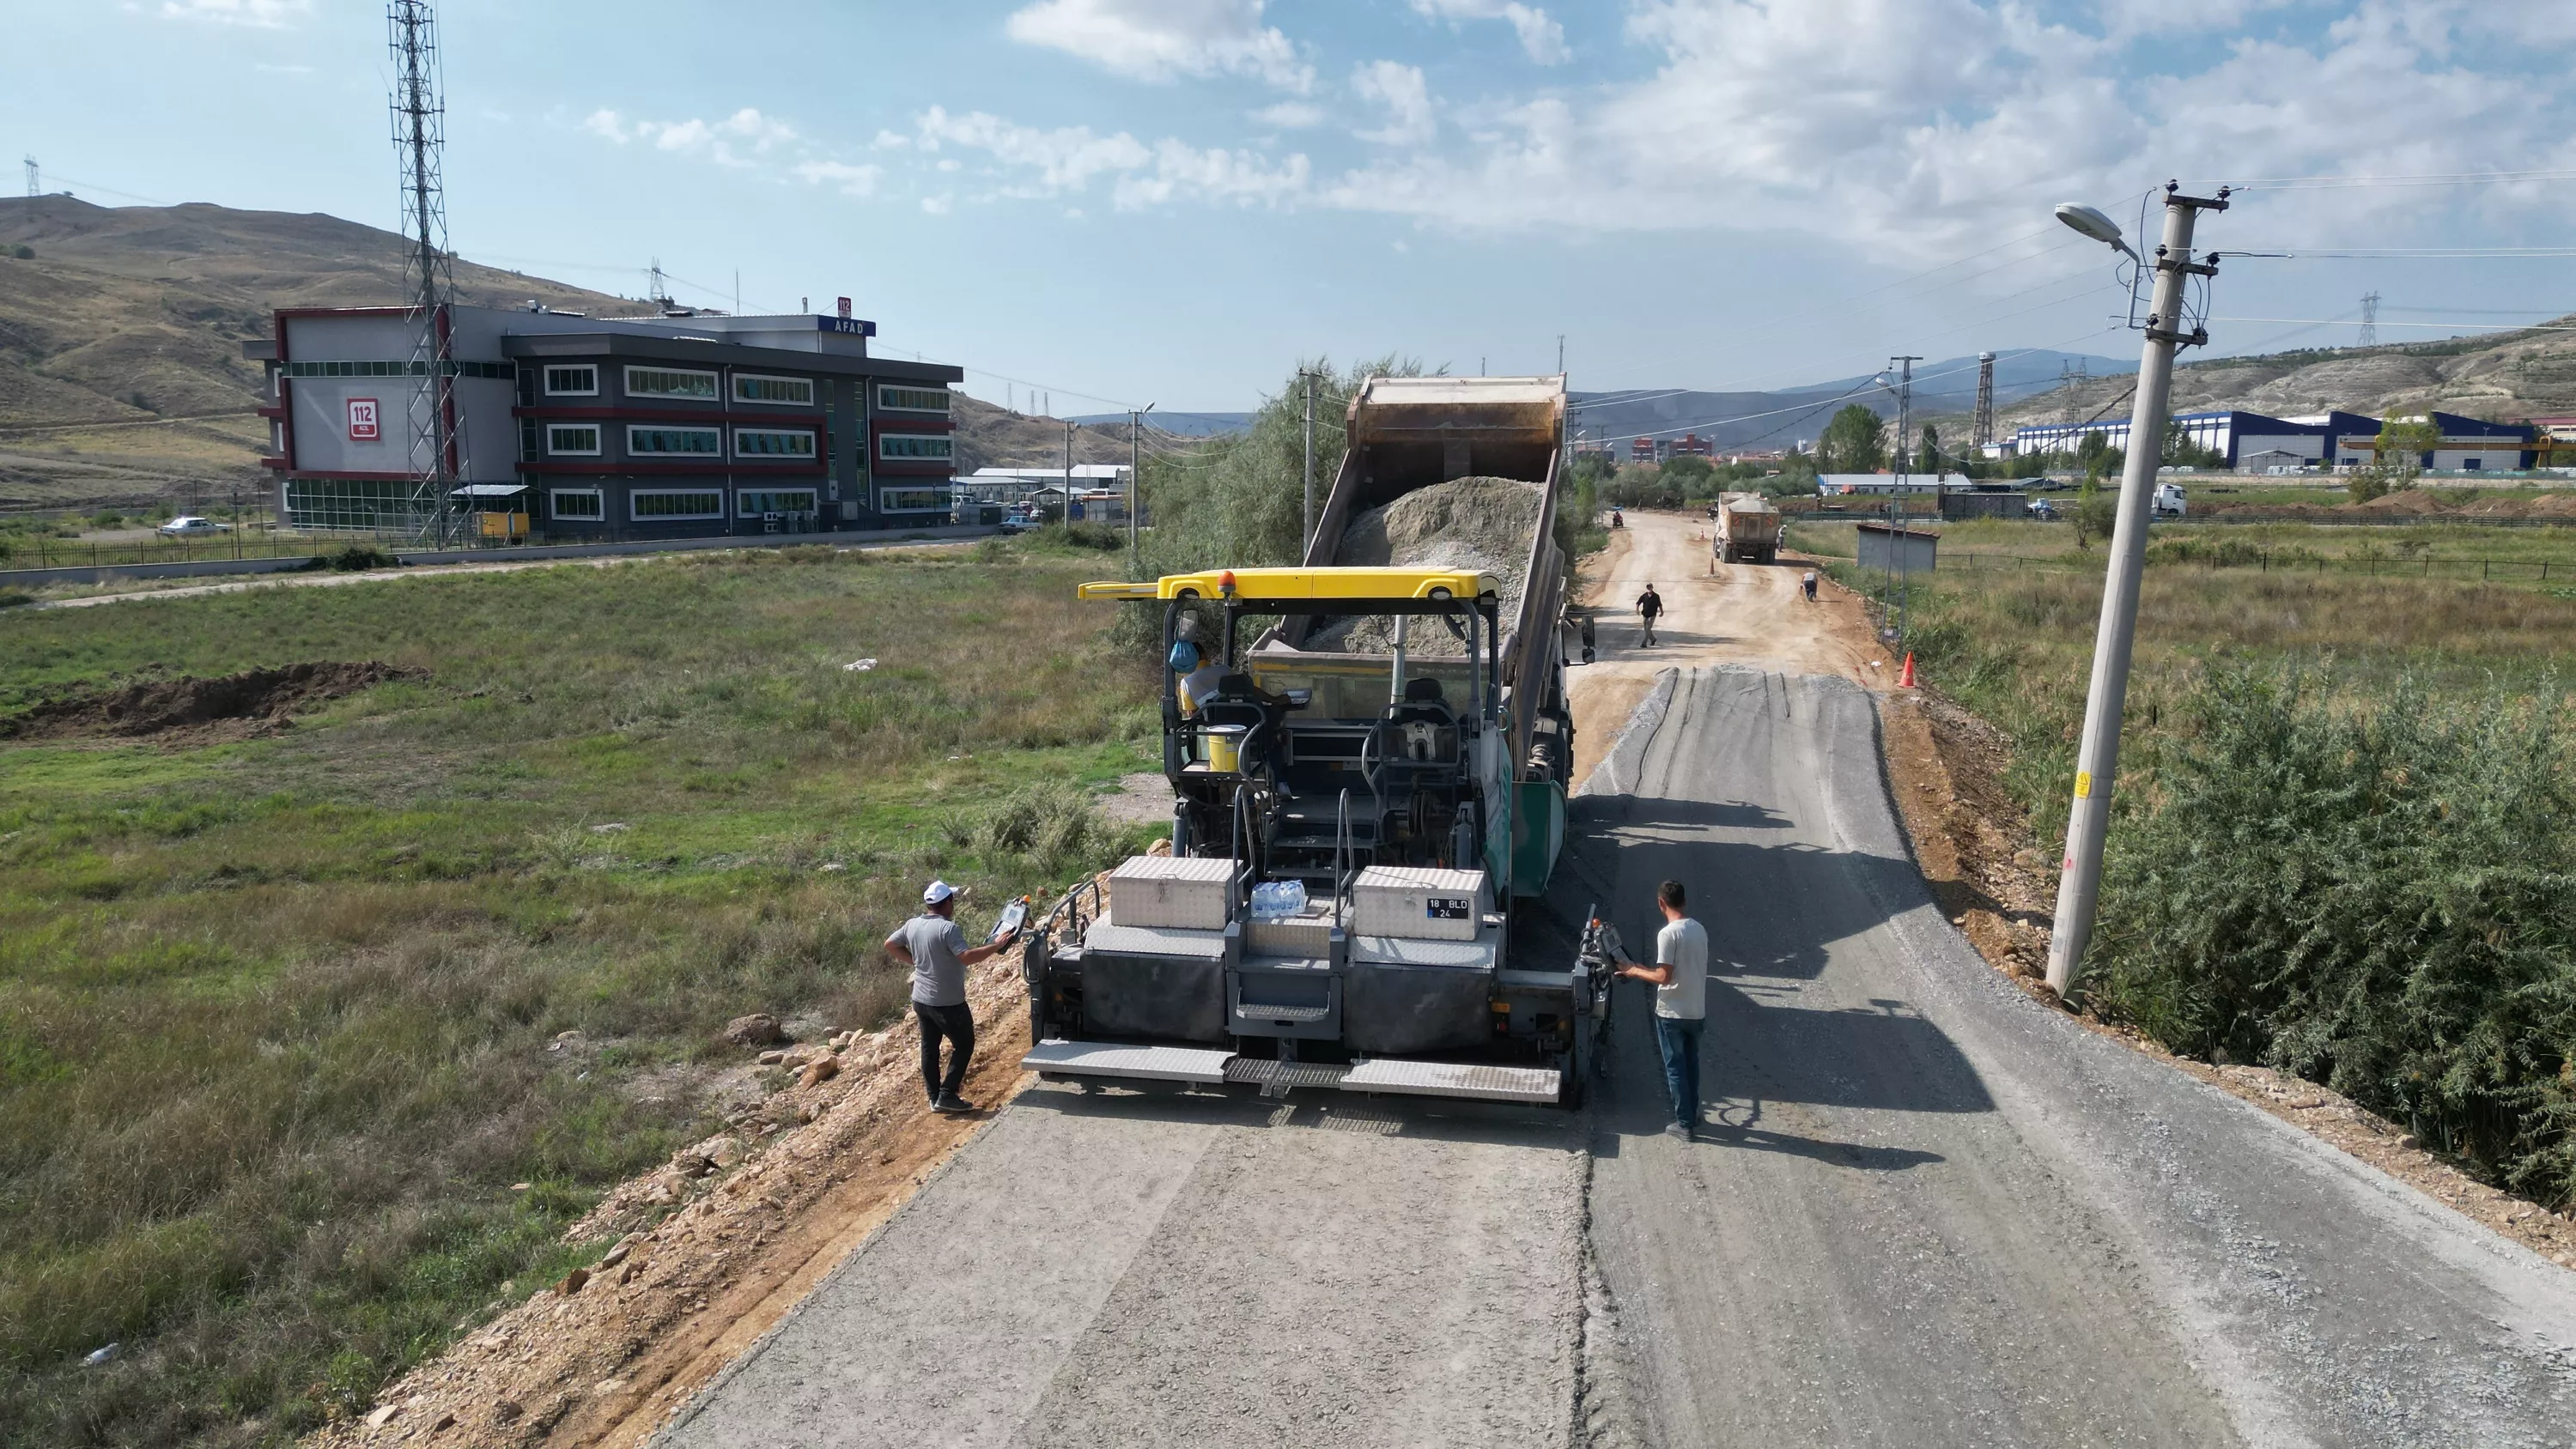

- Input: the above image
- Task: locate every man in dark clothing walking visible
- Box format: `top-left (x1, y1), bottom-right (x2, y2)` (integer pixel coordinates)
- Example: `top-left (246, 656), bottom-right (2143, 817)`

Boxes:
top-left (884, 879), bottom-right (1019, 1113)
top-left (1636, 583), bottom-right (1665, 647)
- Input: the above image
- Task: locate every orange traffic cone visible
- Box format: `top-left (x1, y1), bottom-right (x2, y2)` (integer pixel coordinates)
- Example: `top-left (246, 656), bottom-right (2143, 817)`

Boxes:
top-left (1899, 652), bottom-right (1918, 688)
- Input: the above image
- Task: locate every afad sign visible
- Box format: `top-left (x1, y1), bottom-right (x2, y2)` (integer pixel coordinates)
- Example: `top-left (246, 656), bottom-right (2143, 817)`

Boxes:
top-left (347, 397), bottom-right (381, 442)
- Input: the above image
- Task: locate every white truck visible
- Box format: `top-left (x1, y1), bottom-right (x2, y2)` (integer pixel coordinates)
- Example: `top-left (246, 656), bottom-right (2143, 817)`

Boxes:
top-left (2152, 482), bottom-right (2187, 519)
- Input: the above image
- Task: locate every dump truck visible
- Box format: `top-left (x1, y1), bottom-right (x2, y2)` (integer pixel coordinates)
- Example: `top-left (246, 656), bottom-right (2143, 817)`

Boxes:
top-left (1713, 491), bottom-right (1782, 564)
top-left (1020, 377), bottom-right (1610, 1106)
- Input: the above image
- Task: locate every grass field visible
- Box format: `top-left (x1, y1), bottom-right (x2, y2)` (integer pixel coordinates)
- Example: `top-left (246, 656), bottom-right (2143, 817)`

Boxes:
top-left (1802, 523), bottom-right (2576, 1209)
top-left (0, 542), bottom-right (1158, 1446)
top-left (1790, 517), bottom-right (2576, 597)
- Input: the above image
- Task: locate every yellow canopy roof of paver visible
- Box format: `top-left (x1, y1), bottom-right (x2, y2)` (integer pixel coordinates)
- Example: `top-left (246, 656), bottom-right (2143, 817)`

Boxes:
top-left (1076, 567), bottom-right (1492, 603)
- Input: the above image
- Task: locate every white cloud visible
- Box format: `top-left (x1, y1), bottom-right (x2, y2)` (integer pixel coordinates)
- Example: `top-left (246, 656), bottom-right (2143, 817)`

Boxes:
top-left (1111, 140), bottom-right (1310, 209)
top-left (922, 195), bottom-right (954, 215)
top-left (1005, 0), bottom-right (1312, 91)
top-left (584, 106), bottom-right (799, 168)
top-left (1254, 101), bottom-right (1327, 130)
top-left (158, 0), bottom-right (307, 26)
top-left (795, 161), bottom-right (881, 197)
top-left (909, 106), bottom-right (1308, 209)
top-left (1321, 0), bottom-right (2576, 258)
top-left (1409, 0), bottom-right (1570, 64)
top-left (916, 107), bottom-right (1153, 191)
top-left (1352, 61), bottom-right (1437, 147)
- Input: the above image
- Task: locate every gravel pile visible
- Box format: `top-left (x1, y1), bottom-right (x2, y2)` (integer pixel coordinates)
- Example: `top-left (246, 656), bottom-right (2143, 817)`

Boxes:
top-left (1307, 476), bottom-right (1544, 655)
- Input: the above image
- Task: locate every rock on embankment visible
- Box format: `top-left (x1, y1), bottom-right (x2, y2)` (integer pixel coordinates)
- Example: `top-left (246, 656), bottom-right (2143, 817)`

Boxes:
top-left (1306, 476), bottom-right (1544, 655)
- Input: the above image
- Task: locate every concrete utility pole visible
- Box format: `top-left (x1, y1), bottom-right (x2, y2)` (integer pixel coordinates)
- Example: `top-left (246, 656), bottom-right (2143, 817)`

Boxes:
top-left (2046, 183), bottom-right (2227, 994)
top-left (1063, 420), bottom-right (1075, 512)
top-left (1888, 356), bottom-right (1921, 638)
top-left (1129, 403), bottom-right (1152, 573)
top-left (1300, 369), bottom-right (1320, 561)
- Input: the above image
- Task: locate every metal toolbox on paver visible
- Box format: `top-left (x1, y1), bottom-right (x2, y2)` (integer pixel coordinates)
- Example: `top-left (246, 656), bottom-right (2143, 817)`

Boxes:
top-left (1348, 866), bottom-right (1491, 943)
top-left (1107, 855), bottom-right (1234, 931)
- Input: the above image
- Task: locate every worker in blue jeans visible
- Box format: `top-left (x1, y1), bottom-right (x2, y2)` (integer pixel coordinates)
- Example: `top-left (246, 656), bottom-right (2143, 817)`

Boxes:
top-left (1618, 879), bottom-right (1709, 1141)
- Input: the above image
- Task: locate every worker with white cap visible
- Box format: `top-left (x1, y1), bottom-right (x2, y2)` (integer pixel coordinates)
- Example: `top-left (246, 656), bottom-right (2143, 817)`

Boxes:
top-left (884, 879), bottom-right (1019, 1113)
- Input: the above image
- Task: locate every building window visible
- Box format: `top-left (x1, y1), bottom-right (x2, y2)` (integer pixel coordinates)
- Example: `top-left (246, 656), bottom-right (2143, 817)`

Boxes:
top-left (624, 365), bottom-right (719, 400)
top-left (550, 488), bottom-right (604, 520)
top-left (878, 433), bottom-right (953, 461)
top-left (628, 425), bottom-right (723, 457)
top-left (544, 365), bottom-right (598, 396)
top-left (880, 488), bottom-right (951, 512)
top-left (733, 427), bottom-right (816, 458)
top-left (734, 373), bottom-right (815, 406)
top-left (738, 488), bottom-right (820, 516)
top-left (631, 489), bottom-right (726, 520)
top-left (546, 423), bottom-right (601, 456)
top-left (877, 385), bottom-right (952, 414)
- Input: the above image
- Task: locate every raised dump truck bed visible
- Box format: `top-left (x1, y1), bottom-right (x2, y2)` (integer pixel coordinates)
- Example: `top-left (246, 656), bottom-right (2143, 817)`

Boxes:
top-left (1024, 378), bottom-right (1606, 1106)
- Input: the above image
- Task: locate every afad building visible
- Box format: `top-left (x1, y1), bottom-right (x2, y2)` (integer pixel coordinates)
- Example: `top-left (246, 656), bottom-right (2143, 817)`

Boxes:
top-left (246, 304), bottom-right (963, 537)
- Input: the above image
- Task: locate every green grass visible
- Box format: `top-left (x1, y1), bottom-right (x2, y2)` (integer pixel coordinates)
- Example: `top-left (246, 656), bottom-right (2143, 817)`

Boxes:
top-left (1836, 549), bottom-right (2576, 1208)
top-left (1791, 516), bottom-right (2576, 579)
top-left (0, 542), bottom-right (1158, 1446)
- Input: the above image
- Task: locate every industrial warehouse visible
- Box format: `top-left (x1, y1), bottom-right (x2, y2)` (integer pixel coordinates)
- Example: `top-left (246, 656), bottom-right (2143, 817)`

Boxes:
top-left (246, 304), bottom-right (963, 537)
top-left (1999, 407), bottom-right (2556, 472)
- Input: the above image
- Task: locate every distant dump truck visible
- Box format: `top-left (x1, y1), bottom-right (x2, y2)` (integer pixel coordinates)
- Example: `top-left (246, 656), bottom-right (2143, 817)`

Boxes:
top-left (1713, 492), bottom-right (1781, 564)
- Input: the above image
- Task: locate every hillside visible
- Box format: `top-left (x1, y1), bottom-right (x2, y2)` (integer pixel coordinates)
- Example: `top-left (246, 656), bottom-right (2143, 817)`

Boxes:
top-left (0, 197), bottom-right (1117, 512)
top-left (1991, 319), bottom-right (2576, 436)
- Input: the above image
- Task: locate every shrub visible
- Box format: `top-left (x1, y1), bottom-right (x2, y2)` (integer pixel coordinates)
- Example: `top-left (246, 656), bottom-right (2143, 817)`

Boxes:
top-left (2089, 664), bottom-right (2576, 1205)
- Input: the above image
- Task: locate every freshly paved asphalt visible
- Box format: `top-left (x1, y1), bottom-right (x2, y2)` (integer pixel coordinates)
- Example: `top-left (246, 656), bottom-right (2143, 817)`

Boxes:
top-left (653, 664), bottom-right (2576, 1448)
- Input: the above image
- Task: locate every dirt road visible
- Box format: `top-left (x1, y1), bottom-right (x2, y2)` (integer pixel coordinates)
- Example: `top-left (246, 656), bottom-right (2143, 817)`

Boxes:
top-left (1567, 510), bottom-right (1880, 782)
top-left (645, 508), bottom-right (2576, 1447)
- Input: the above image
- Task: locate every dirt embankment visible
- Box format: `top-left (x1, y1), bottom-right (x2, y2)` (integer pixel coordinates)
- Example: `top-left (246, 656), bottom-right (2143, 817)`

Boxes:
top-left (1, 661), bottom-right (426, 743)
top-left (305, 960), bottom-right (1034, 1449)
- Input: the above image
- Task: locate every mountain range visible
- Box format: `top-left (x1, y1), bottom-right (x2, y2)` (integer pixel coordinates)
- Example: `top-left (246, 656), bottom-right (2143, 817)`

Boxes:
top-left (4, 197), bottom-right (2572, 511)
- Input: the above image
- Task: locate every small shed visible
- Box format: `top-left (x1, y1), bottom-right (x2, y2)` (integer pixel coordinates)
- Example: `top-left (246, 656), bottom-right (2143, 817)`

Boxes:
top-left (1856, 519), bottom-right (1939, 575)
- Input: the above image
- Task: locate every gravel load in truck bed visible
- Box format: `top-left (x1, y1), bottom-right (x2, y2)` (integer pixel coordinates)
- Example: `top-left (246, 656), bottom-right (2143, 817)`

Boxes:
top-left (1305, 476), bottom-right (1545, 656)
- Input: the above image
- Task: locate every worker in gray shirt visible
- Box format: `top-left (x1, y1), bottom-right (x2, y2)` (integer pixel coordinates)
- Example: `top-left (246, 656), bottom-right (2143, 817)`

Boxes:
top-left (884, 880), bottom-right (1019, 1114)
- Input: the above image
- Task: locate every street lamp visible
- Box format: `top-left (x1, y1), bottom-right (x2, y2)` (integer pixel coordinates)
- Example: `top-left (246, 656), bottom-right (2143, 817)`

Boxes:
top-left (2053, 203), bottom-right (2140, 264)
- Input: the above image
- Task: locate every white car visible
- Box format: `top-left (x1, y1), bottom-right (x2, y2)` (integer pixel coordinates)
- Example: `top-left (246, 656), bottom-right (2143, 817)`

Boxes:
top-left (156, 516), bottom-right (231, 537)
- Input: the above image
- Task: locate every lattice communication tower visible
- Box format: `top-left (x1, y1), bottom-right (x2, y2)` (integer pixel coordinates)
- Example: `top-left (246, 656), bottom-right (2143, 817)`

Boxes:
top-left (1971, 351), bottom-right (1996, 448)
top-left (390, 0), bottom-right (459, 547)
top-left (2358, 291), bottom-right (2380, 349)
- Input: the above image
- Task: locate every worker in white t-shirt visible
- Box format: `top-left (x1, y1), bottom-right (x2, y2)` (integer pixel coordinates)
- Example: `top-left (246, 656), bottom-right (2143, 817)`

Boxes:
top-left (1618, 879), bottom-right (1709, 1141)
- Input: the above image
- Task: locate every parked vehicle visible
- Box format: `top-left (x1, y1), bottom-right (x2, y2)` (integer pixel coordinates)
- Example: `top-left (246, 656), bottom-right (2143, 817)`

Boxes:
top-left (2152, 482), bottom-right (2187, 519)
top-left (998, 507), bottom-right (1042, 533)
top-left (2026, 499), bottom-right (2059, 520)
top-left (156, 516), bottom-right (231, 537)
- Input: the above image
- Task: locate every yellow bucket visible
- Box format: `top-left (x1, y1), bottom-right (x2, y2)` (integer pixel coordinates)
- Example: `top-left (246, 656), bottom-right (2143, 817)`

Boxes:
top-left (1204, 725), bottom-right (1246, 773)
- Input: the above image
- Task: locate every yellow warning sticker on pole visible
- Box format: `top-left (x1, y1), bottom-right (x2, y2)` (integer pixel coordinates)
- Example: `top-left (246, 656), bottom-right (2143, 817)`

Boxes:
top-left (2074, 770), bottom-right (2093, 799)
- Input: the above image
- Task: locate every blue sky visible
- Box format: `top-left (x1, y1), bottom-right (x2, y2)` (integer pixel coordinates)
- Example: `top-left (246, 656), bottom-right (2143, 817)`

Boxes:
top-left (7, 0), bottom-right (2575, 414)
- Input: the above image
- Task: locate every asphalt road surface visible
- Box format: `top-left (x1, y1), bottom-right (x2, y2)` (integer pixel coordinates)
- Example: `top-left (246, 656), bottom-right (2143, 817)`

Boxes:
top-left (656, 665), bottom-right (2576, 1447)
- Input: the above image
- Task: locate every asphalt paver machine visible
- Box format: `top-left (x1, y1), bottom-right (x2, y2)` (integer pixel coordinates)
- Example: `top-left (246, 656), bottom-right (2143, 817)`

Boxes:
top-left (1020, 378), bottom-right (1611, 1106)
